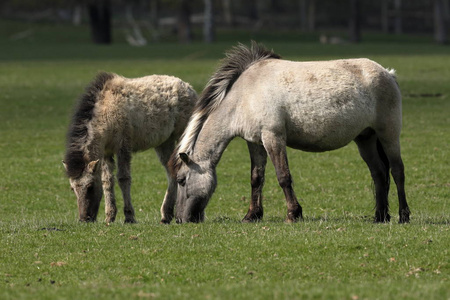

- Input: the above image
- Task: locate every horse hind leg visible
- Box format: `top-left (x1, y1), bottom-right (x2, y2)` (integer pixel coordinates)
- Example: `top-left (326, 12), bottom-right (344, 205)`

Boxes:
top-left (355, 133), bottom-right (391, 222)
top-left (117, 146), bottom-right (136, 223)
top-left (262, 132), bottom-right (302, 223)
top-left (377, 136), bottom-right (410, 223)
top-left (102, 157), bottom-right (117, 223)
top-left (242, 142), bottom-right (267, 222)
top-left (155, 139), bottom-right (177, 224)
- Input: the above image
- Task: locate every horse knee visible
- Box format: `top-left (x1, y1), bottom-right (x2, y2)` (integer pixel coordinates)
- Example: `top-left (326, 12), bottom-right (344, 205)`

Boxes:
top-left (117, 176), bottom-right (131, 186)
top-left (251, 172), bottom-right (264, 188)
top-left (277, 173), bottom-right (292, 189)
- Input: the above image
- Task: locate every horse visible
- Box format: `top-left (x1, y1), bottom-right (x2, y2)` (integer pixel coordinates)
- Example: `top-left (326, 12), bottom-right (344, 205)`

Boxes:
top-left (169, 41), bottom-right (410, 224)
top-left (63, 72), bottom-right (197, 223)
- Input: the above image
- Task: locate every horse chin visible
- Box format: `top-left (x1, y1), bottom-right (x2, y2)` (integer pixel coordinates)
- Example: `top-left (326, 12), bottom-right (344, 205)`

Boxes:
top-left (78, 203), bottom-right (100, 222)
top-left (182, 197), bottom-right (206, 223)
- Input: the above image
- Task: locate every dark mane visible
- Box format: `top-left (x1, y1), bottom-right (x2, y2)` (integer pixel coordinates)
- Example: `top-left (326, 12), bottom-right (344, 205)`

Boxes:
top-left (64, 72), bottom-right (114, 178)
top-left (169, 41), bottom-right (281, 176)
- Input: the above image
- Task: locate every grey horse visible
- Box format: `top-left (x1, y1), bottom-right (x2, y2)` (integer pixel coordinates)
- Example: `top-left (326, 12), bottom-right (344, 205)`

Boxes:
top-left (170, 41), bottom-right (410, 224)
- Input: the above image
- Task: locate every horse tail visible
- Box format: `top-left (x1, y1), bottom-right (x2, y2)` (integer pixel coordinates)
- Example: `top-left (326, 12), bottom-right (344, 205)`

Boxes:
top-left (64, 72), bottom-right (115, 178)
top-left (376, 138), bottom-right (391, 196)
top-left (169, 41), bottom-right (281, 175)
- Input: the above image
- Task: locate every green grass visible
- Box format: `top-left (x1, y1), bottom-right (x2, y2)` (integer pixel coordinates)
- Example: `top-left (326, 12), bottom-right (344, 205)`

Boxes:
top-left (0, 22), bottom-right (449, 299)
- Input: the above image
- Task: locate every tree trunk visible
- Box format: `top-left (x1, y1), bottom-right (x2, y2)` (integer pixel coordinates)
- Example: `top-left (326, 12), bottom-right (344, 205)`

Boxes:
top-left (394, 0), bottom-right (402, 34)
top-left (299, 0), bottom-right (308, 31)
top-left (381, 0), bottom-right (389, 33)
top-left (125, 3), bottom-right (147, 46)
top-left (149, 0), bottom-right (160, 42)
top-left (87, 0), bottom-right (112, 44)
top-left (204, 0), bottom-right (215, 43)
top-left (177, 0), bottom-right (192, 43)
top-left (222, 0), bottom-right (234, 26)
top-left (247, 0), bottom-right (258, 21)
top-left (434, 0), bottom-right (448, 44)
top-left (308, 0), bottom-right (316, 32)
top-left (73, 5), bottom-right (82, 26)
top-left (349, 0), bottom-right (361, 43)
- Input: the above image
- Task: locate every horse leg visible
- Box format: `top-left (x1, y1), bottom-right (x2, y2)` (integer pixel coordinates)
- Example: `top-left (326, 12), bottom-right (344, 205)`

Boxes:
top-left (377, 137), bottom-right (410, 223)
top-left (117, 146), bottom-right (136, 223)
top-left (355, 134), bottom-right (391, 222)
top-left (262, 132), bottom-right (302, 222)
top-left (242, 142), bottom-right (267, 222)
top-left (102, 157), bottom-right (117, 223)
top-left (155, 139), bottom-right (177, 224)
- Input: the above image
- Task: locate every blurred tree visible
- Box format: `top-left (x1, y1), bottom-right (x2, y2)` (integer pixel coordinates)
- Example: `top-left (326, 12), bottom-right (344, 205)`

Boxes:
top-left (308, 0), bottom-right (316, 32)
top-left (177, 0), bottom-right (192, 43)
top-left (394, 0), bottom-right (402, 34)
top-left (125, 0), bottom-right (147, 46)
top-left (246, 0), bottom-right (258, 21)
top-left (87, 0), bottom-right (112, 44)
top-left (434, 0), bottom-right (448, 43)
top-left (203, 0), bottom-right (215, 43)
top-left (381, 0), bottom-right (389, 33)
top-left (149, 0), bottom-right (160, 41)
top-left (349, 0), bottom-right (361, 43)
top-left (299, 0), bottom-right (308, 31)
top-left (222, 0), bottom-right (234, 27)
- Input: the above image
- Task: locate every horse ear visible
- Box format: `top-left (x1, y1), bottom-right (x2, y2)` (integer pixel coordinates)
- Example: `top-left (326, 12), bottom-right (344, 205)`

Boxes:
top-left (179, 153), bottom-right (191, 165)
top-left (87, 159), bottom-right (100, 174)
top-left (62, 160), bottom-right (68, 171)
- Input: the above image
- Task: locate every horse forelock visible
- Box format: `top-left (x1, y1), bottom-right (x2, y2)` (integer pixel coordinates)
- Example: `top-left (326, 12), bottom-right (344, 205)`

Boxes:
top-left (168, 41), bottom-right (281, 176)
top-left (64, 72), bottom-right (114, 178)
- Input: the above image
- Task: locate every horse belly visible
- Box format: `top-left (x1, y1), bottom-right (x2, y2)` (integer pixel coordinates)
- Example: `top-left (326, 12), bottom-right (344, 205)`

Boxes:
top-left (284, 96), bottom-right (373, 152)
top-left (286, 125), bottom-right (360, 152)
top-left (129, 108), bottom-right (175, 152)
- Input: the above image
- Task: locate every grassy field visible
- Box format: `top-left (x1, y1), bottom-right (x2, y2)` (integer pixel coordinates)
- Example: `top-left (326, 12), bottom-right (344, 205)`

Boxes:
top-left (0, 22), bottom-right (449, 299)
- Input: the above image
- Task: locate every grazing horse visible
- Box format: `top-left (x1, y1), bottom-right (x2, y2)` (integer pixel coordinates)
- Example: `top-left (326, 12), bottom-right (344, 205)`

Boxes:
top-left (64, 72), bottom-right (197, 223)
top-left (170, 41), bottom-right (410, 224)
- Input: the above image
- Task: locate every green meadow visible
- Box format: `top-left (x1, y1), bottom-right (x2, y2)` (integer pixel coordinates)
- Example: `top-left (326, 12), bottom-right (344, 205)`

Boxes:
top-left (0, 22), bottom-right (448, 299)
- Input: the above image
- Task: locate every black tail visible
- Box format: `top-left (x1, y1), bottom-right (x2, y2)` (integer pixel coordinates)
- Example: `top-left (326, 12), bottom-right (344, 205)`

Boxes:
top-left (376, 139), bottom-right (391, 196)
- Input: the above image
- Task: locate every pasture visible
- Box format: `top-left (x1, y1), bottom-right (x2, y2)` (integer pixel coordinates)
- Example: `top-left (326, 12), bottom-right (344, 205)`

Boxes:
top-left (0, 23), bottom-right (449, 299)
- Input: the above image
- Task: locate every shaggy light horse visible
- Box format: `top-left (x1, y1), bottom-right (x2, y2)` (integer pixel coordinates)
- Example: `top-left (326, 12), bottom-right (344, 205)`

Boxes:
top-left (64, 72), bottom-right (197, 223)
top-left (170, 41), bottom-right (410, 224)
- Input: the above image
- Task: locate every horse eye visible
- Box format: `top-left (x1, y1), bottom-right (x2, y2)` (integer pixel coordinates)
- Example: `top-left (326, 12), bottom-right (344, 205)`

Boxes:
top-left (177, 177), bottom-right (186, 186)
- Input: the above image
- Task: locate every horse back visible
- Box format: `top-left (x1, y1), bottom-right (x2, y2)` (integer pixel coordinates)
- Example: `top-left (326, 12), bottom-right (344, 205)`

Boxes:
top-left (227, 58), bottom-right (401, 151)
top-left (96, 75), bottom-right (196, 152)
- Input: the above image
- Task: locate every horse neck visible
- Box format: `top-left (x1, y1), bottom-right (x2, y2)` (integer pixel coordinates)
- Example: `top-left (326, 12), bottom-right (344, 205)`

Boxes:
top-left (191, 110), bottom-right (235, 169)
top-left (81, 123), bottom-right (104, 163)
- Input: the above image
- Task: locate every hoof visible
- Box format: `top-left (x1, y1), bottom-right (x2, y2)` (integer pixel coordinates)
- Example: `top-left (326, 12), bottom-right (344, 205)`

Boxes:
top-left (374, 211), bottom-right (390, 223)
top-left (286, 207), bottom-right (303, 223)
top-left (105, 217), bottom-right (116, 223)
top-left (242, 217), bottom-right (261, 223)
top-left (124, 218), bottom-right (137, 224)
top-left (285, 216), bottom-right (302, 223)
top-left (242, 211), bottom-right (263, 223)
top-left (160, 219), bottom-right (171, 224)
top-left (399, 208), bottom-right (410, 224)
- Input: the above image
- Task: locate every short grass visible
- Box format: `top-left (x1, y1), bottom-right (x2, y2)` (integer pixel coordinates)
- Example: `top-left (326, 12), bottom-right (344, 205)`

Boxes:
top-left (0, 22), bottom-right (449, 299)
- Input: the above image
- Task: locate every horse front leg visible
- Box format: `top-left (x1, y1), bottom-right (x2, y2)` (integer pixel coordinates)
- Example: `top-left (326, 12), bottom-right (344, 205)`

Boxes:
top-left (262, 132), bottom-right (303, 223)
top-left (155, 140), bottom-right (177, 224)
top-left (102, 157), bottom-right (117, 223)
top-left (242, 142), bottom-right (267, 222)
top-left (117, 146), bottom-right (136, 223)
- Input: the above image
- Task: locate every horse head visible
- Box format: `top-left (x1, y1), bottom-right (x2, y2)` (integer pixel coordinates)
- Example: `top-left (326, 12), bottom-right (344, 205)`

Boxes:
top-left (175, 153), bottom-right (216, 223)
top-left (63, 159), bottom-right (103, 222)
